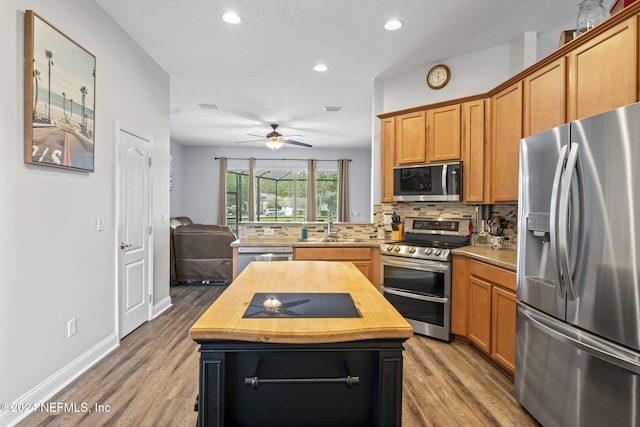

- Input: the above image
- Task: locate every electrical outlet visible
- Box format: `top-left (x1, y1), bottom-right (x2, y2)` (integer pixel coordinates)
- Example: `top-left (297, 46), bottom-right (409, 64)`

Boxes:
top-left (264, 228), bottom-right (275, 236)
top-left (96, 216), bottom-right (104, 232)
top-left (67, 318), bottom-right (77, 338)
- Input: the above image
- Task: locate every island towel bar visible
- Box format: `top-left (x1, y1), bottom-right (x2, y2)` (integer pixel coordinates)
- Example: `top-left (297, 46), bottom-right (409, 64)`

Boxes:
top-left (244, 375), bottom-right (360, 389)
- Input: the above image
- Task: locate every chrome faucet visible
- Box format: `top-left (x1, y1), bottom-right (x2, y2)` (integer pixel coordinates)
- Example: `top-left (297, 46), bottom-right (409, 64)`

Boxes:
top-left (327, 209), bottom-right (337, 240)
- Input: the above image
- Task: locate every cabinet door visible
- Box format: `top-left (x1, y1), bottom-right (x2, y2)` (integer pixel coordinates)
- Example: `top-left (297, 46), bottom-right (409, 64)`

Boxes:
top-left (524, 58), bottom-right (567, 137)
top-left (462, 99), bottom-right (486, 203)
top-left (380, 117), bottom-right (395, 203)
top-left (395, 111), bottom-right (426, 165)
top-left (567, 17), bottom-right (637, 121)
top-left (451, 255), bottom-right (469, 336)
top-left (491, 286), bottom-right (517, 375)
top-left (427, 104), bottom-right (461, 162)
top-left (468, 275), bottom-right (492, 354)
top-left (490, 82), bottom-right (523, 203)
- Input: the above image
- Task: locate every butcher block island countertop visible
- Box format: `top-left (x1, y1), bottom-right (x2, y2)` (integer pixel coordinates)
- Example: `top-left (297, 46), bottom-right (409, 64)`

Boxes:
top-left (190, 260), bottom-right (413, 343)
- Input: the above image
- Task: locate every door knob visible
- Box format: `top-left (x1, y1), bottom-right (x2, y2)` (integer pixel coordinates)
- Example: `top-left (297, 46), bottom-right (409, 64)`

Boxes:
top-left (120, 242), bottom-right (132, 249)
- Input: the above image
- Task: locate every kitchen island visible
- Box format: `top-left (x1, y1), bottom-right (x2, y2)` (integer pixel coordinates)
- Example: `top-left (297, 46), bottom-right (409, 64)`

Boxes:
top-left (190, 260), bottom-right (413, 426)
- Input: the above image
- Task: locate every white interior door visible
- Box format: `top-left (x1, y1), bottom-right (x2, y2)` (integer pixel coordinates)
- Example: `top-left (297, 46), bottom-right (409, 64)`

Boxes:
top-left (117, 125), bottom-right (151, 338)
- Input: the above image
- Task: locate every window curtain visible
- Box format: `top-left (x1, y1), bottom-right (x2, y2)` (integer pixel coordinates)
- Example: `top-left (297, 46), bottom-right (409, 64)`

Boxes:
top-left (248, 158), bottom-right (256, 221)
top-left (217, 157), bottom-right (227, 225)
top-left (306, 159), bottom-right (317, 221)
top-left (337, 159), bottom-right (349, 222)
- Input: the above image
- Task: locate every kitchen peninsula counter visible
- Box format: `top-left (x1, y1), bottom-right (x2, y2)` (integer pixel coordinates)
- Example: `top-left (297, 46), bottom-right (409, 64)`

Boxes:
top-left (190, 261), bottom-right (412, 426)
top-left (231, 237), bottom-right (385, 248)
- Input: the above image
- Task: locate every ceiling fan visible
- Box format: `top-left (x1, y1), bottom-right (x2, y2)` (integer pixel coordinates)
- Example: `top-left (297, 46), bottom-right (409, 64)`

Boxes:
top-left (235, 124), bottom-right (313, 150)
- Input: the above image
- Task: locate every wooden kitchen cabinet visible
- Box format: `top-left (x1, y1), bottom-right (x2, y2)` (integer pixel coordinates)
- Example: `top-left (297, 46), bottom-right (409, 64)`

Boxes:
top-left (294, 246), bottom-right (380, 288)
top-left (524, 57), bottom-right (567, 137)
top-left (380, 117), bottom-right (395, 202)
top-left (567, 16), bottom-right (637, 121)
top-left (461, 99), bottom-right (487, 203)
top-left (394, 110), bottom-right (426, 165)
top-left (426, 104), bottom-right (461, 162)
top-left (468, 274), bottom-right (493, 354)
top-left (491, 284), bottom-right (517, 374)
top-left (467, 260), bottom-right (517, 375)
top-left (490, 82), bottom-right (523, 203)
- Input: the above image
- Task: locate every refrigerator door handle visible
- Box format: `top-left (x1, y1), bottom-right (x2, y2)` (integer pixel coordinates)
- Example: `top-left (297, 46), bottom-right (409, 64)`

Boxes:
top-left (558, 144), bottom-right (579, 300)
top-left (520, 305), bottom-right (640, 375)
top-left (549, 144), bottom-right (568, 299)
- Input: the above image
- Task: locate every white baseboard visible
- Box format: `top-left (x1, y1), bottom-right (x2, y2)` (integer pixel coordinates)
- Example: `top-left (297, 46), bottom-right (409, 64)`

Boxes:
top-left (0, 333), bottom-right (119, 427)
top-left (152, 295), bottom-right (172, 319)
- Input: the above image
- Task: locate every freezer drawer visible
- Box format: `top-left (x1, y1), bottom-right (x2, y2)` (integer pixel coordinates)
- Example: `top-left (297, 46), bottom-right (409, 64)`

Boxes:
top-left (514, 303), bottom-right (640, 427)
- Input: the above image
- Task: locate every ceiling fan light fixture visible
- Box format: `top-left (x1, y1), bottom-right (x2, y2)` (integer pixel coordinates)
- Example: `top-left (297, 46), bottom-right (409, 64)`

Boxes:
top-left (384, 19), bottom-right (403, 31)
top-left (265, 140), bottom-right (284, 150)
top-left (222, 12), bottom-right (241, 24)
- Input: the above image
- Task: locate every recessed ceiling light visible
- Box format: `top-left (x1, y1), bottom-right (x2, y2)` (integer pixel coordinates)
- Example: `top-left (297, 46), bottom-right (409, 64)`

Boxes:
top-left (313, 64), bottom-right (328, 72)
top-left (384, 19), bottom-right (403, 31)
top-left (222, 12), bottom-right (241, 24)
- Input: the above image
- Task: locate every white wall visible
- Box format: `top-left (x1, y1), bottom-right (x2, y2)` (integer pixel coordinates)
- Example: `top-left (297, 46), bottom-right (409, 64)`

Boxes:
top-left (170, 139), bottom-right (186, 216)
top-left (171, 144), bottom-right (372, 223)
top-left (0, 1), bottom-right (170, 424)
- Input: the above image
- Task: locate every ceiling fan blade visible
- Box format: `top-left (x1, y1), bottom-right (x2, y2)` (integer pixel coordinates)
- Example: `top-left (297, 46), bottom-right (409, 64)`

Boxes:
top-left (235, 139), bottom-right (264, 144)
top-left (246, 133), bottom-right (266, 138)
top-left (281, 134), bottom-right (303, 138)
top-left (283, 140), bottom-right (313, 148)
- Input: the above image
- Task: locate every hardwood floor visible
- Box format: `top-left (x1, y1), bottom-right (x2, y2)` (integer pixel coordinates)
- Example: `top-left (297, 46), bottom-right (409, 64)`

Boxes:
top-left (19, 285), bottom-right (538, 427)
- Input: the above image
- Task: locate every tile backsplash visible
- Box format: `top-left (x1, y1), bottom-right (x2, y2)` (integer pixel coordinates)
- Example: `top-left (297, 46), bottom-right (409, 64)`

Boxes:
top-left (237, 202), bottom-right (518, 249)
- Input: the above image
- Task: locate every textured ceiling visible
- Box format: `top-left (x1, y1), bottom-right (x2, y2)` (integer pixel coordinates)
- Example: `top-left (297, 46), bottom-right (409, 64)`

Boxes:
top-left (96, 0), bottom-right (610, 150)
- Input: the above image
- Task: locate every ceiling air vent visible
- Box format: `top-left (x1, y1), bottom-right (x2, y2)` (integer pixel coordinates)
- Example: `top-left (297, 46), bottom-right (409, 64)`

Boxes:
top-left (324, 106), bottom-right (342, 112)
top-left (198, 103), bottom-right (218, 110)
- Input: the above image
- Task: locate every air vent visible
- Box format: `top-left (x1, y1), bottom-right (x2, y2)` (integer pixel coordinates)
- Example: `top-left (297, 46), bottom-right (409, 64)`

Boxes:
top-left (198, 103), bottom-right (218, 110)
top-left (324, 106), bottom-right (342, 112)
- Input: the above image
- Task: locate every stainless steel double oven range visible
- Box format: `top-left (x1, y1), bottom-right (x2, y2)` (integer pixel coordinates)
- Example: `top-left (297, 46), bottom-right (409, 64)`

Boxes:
top-left (381, 217), bottom-right (470, 341)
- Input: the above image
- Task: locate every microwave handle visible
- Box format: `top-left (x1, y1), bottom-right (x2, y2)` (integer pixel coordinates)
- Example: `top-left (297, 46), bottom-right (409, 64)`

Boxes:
top-left (441, 164), bottom-right (448, 196)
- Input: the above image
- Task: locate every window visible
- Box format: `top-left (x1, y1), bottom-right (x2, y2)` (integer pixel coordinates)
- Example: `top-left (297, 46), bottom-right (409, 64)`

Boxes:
top-left (225, 168), bottom-right (337, 233)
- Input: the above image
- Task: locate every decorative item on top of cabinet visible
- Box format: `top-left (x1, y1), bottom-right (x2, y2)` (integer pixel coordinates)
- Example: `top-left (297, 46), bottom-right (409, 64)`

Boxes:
top-left (426, 104), bottom-right (461, 162)
top-left (567, 16), bottom-right (637, 121)
top-left (395, 110), bottom-right (426, 165)
top-left (491, 81), bottom-right (523, 203)
top-left (461, 99), bottom-right (486, 203)
top-left (524, 58), bottom-right (567, 137)
top-left (380, 117), bottom-right (395, 202)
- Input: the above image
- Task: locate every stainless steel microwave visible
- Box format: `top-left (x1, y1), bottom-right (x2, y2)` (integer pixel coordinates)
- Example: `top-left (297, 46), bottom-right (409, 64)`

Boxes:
top-left (393, 162), bottom-right (461, 202)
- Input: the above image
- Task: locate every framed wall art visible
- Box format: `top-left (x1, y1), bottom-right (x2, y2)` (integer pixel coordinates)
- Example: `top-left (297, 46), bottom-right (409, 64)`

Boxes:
top-left (24, 10), bottom-right (96, 172)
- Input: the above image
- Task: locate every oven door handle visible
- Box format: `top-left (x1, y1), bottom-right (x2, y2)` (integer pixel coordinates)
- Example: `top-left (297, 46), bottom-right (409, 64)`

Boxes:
top-left (383, 287), bottom-right (448, 304)
top-left (381, 257), bottom-right (449, 273)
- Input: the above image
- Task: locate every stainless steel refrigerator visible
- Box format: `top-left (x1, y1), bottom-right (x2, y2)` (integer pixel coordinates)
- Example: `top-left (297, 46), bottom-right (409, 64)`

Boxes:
top-left (515, 102), bottom-right (640, 427)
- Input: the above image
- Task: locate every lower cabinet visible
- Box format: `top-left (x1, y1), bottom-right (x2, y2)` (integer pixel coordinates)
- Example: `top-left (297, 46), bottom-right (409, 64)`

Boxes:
top-left (293, 247), bottom-right (380, 288)
top-left (452, 256), bottom-right (517, 375)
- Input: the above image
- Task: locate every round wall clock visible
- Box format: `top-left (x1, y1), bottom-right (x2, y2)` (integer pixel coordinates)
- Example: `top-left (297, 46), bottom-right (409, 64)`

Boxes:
top-left (426, 64), bottom-right (450, 90)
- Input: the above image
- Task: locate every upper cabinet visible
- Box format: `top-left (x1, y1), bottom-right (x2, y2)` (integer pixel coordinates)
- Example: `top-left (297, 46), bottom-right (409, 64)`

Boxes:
top-left (567, 16), bottom-right (638, 121)
top-left (524, 58), bottom-right (567, 137)
top-left (426, 104), bottom-right (461, 162)
top-left (490, 82), bottom-right (522, 203)
top-left (395, 111), bottom-right (426, 165)
top-left (378, 4), bottom-right (640, 205)
top-left (462, 99), bottom-right (487, 203)
top-left (380, 117), bottom-right (396, 203)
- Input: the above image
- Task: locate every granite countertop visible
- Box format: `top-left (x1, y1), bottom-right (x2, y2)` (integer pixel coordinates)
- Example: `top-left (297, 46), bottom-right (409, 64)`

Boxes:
top-left (452, 245), bottom-right (517, 271)
top-left (231, 237), bottom-right (385, 248)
